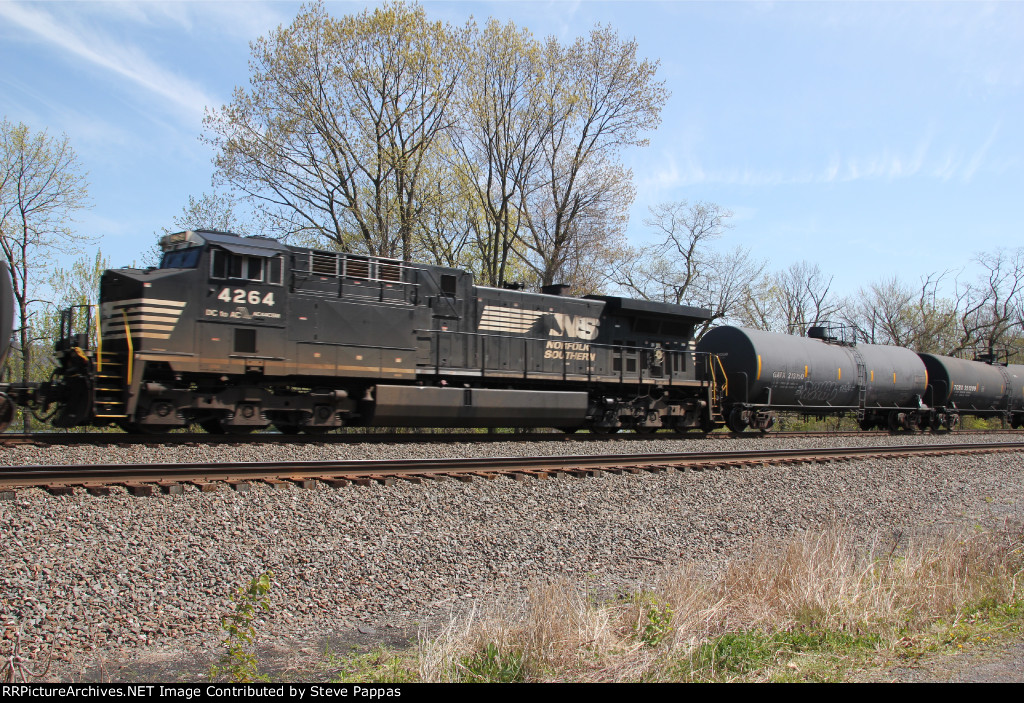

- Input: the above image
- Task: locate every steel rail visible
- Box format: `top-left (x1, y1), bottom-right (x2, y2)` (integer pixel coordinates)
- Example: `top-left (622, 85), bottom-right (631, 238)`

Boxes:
top-left (2, 441), bottom-right (1022, 491)
top-left (0, 428), bottom-right (1011, 447)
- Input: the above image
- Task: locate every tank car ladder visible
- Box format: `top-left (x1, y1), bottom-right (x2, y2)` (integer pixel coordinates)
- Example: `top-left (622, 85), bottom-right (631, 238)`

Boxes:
top-left (707, 354), bottom-right (727, 426)
top-left (851, 347), bottom-right (868, 420)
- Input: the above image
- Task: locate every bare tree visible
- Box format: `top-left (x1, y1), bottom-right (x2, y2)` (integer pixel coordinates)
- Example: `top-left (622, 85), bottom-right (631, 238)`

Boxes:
top-left (0, 119), bottom-right (90, 430)
top-left (959, 248), bottom-right (1024, 355)
top-left (613, 200), bottom-right (763, 333)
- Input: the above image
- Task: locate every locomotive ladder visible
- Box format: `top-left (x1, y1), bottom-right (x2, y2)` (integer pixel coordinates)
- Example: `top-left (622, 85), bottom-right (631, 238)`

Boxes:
top-left (91, 311), bottom-right (132, 420)
top-left (850, 347), bottom-right (868, 420)
top-left (92, 351), bottom-right (128, 419)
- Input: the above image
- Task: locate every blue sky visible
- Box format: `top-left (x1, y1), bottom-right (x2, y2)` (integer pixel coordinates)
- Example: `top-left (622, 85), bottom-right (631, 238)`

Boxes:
top-left (1, 0), bottom-right (1021, 298)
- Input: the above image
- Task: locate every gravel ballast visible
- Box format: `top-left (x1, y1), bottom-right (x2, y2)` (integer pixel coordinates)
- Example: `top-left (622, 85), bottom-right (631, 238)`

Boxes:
top-left (1, 433), bottom-right (1022, 680)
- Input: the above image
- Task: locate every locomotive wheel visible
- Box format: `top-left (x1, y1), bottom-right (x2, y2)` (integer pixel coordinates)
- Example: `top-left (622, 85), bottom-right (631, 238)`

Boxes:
top-left (201, 419), bottom-right (268, 434)
top-left (0, 393), bottom-right (14, 433)
top-left (592, 426), bottom-right (620, 435)
top-left (133, 423), bottom-right (173, 435)
top-left (302, 426), bottom-right (333, 435)
top-left (274, 424), bottom-right (302, 434)
top-left (557, 427), bottom-right (580, 434)
top-left (634, 426), bottom-right (657, 435)
top-left (199, 419), bottom-right (227, 434)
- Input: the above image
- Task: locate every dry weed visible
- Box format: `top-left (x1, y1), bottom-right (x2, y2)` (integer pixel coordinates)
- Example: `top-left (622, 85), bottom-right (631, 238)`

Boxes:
top-left (418, 522), bottom-right (1024, 682)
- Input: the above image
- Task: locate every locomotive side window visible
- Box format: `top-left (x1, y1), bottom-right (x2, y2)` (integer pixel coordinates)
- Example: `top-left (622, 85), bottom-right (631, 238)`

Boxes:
top-left (211, 249), bottom-right (283, 284)
top-left (441, 274), bottom-right (457, 296)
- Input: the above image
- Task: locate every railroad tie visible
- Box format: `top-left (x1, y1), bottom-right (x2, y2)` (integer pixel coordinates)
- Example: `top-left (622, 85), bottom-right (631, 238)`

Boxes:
top-left (285, 477), bottom-right (318, 490)
top-left (565, 469), bottom-right (593, 478)
top-left (156, 481), bottom-right (184, 495)
top-left (45, 484), bottom-right (74, 496)
top-left (122, 483), bottom-right (156, 497)
top-left (397, 475), bottom-right (423, 484)
top-left (0, 489), bottom-right (16, 500)
top-left (188, 481), bottom-right (219, 493)
top-left (320, 477), bottom-right (352, 488)
top-left (225, 481), bottom-right (250, 493)
top-left (82, 483), bottom-right (111, 496)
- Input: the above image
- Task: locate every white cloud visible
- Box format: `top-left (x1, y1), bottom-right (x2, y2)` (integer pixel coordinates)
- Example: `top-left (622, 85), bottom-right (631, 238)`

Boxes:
top-left (0, 1), bottom-right (218, 122)
top-left (961, 122), bottom-right (999, 183)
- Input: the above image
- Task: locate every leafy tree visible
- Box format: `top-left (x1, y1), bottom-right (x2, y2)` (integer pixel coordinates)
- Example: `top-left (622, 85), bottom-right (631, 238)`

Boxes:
top-left (205, 1), bottom-right (468, 260)
top-left (452, 18), bottom-right (547, 286)
top-left (0, 119), bottom-right (90, 428)
top-left (145, 191), bottom-right (250, 266)
top-left (205, 2), bottom-right (663, 297)
top-left (520, 26), bottom-right (667, 288)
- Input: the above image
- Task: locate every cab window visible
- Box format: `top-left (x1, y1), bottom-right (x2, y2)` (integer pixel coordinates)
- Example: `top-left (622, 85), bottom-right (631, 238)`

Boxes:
top-left (160, 247), bottom-right (202, 269)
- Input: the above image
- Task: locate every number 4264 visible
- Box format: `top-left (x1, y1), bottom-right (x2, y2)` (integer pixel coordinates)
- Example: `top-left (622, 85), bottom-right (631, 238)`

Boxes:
top-left (217, 288), bottom-right (275, 306)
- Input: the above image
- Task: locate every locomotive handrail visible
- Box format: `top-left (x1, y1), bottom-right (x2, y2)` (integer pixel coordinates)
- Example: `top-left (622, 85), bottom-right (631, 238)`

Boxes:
top-left (96, 308), bottom-right (103, 374)
top-left (122, 310), bottom-right (133, 389)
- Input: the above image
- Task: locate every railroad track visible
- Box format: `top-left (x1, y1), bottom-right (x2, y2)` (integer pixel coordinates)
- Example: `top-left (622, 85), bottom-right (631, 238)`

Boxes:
top-left (0, 428), bottom-right (1013, 447)
top-left (3, 441), bottom-right (1022, 498)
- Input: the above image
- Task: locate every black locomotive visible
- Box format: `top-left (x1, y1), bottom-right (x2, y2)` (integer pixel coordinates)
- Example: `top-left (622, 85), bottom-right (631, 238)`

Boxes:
top-left (0, 230), bottom-right (724, 434)
top-left (0, 229), bottom-right (1020, 435)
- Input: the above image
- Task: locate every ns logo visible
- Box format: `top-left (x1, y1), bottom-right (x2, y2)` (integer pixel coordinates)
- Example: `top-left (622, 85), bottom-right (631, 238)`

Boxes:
top-left (548, 313), bottom-right (600, 340)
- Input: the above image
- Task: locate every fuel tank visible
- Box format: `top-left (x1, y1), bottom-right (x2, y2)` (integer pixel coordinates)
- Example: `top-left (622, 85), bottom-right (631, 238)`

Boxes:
top-left (698, 326), bottom-right (927, 409)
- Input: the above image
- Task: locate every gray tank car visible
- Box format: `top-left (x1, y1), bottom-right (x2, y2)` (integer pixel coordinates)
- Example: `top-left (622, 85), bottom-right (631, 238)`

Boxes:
top-left (697, 325), bottom-right (929, 432)
top-left (919, 354), bottom-right (1024, 429)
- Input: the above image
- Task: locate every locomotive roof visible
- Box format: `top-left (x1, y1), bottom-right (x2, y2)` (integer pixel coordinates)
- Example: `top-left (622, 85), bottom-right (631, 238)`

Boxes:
top-left (586, 295), bottom-right (712, 322)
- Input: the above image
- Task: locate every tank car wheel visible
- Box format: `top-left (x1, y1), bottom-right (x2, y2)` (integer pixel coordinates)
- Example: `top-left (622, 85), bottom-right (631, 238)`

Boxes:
top-left (726, 408), bottom-right (748, 434)
top-left (634, 426), bottom-right (657, 435)
top-left (858, 418), bottom-right (876, 431)
top-left (887, 412), bottom-right (903, 432)
top-left (592, 426), bottom-right (620, 435)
